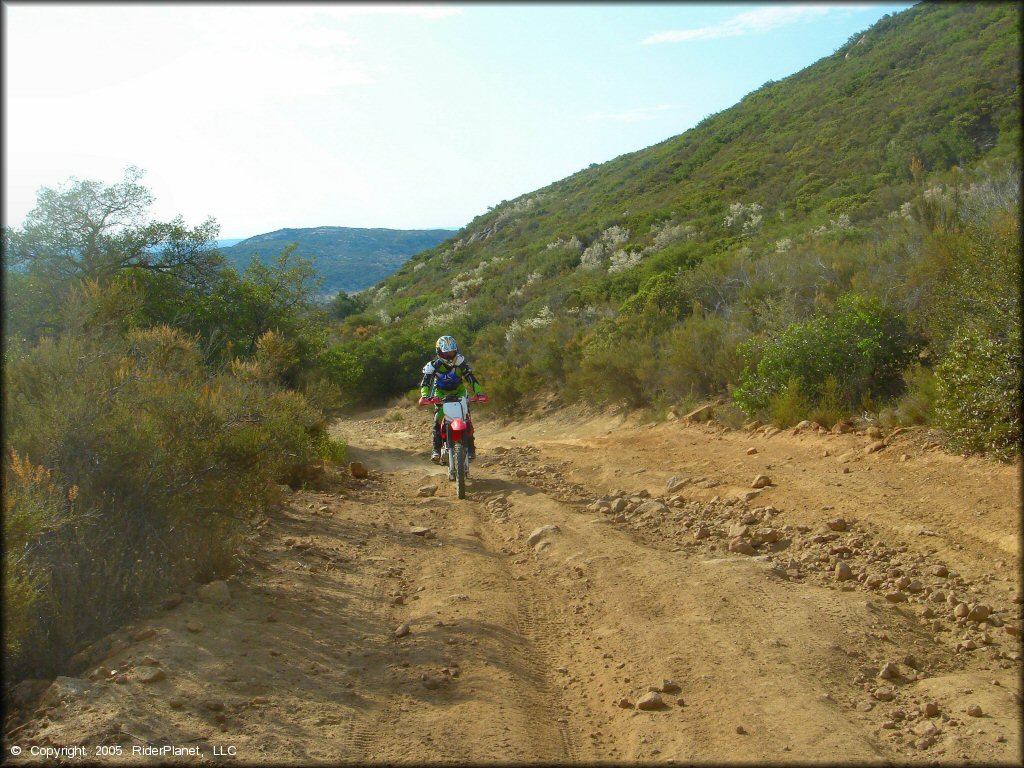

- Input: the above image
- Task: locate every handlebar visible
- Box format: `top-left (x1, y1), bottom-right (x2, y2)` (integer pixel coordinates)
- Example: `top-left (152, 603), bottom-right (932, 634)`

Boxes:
top-left (418, 394), bottom-right (489, 406)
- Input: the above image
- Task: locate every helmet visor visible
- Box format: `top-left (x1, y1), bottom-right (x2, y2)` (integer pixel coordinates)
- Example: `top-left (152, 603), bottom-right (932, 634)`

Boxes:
top-left (439, 349), bottom-right (457, 361)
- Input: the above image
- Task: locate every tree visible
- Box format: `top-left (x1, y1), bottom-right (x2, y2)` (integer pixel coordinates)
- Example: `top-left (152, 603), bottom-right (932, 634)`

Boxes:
top-left (4, 167), bottom-right (221, 287)
top-left (194, 245), bottom-right (326, 383)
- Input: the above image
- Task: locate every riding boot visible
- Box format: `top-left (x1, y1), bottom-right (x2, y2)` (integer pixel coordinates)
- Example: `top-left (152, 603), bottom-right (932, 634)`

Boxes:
top-left (466, 432), bottom-right (476, 460)
top-left (431, 421), bottom-right (442, 460)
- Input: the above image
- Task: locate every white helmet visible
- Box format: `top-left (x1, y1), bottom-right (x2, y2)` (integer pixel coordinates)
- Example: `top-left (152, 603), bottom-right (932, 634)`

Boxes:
top-left (436, 335), bottom-right (459, 362)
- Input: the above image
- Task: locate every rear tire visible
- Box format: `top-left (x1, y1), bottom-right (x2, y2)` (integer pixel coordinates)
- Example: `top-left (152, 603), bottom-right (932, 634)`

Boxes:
top-left (455, 443), bottom-right (466, 499)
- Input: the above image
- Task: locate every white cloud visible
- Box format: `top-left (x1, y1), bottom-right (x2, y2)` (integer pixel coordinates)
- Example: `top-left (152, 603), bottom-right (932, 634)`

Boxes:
top-left (643, 5), bottom-right (833, 44)
top-left (586, 105), bottom-right (673, 123)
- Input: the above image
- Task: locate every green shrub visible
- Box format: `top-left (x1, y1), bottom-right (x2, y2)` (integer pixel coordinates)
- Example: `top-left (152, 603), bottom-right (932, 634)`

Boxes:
top-left (808, 375), bottom-right (847, 428)
top-left (935, 324), bottom-right (1020, 459)
top-left (3, 287), bottom-right (327, 679)
top-left (734, 292), bottom-right (916, 417)
top-left (768, 376), bottom-right (814, 427)
top-left (311, 430), bottom-right (347, 464)
top-left (3, 452), bottom-right (77, 657)
top-left (879, 363), bottom-right (937, 427)
top-left (659, 313), bottom-right (744, 400)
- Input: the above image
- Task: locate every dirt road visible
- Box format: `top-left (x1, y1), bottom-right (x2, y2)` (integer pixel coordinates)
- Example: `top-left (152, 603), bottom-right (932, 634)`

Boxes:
top-left (6, 403), bottom-right (1021, 764)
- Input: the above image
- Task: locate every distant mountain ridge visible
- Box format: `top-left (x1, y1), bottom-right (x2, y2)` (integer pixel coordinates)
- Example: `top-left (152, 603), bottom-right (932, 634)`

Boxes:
top-left (218, 226), bottom-right (456, 295)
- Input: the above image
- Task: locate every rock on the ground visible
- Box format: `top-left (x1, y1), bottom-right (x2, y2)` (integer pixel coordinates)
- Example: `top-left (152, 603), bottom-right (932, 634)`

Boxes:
top-left (746, 447), bottom-right (758, 455)
top-left (924, 701), bottom-right (940, 717)
top-left (634, 500), bottom-right (669, 516)
top-left (967, 704), bottom-right (983, 717)
top-left (835, 562), bottom-right (854, 581)
top-left (394, 623), bottom-right (411, 638)
top-left (349, 461), bottom-right (368, 478)
top-left (694, 525), bottom-right (710, 540)
top-left (683, 404), bottom-right (714, 422)
top-left (728, 537), bottom-right (756, 556)
top-left (878, 662), bottom-right (899, 680)
top-left (139, 668), bottom-right (166, 684)
top-left (967, 604), bottom-right (991, 622)
top-left (132, 628), bottom-right (156, 642)
top-left (636, 691), bottom-right (666, 710)
top-left (660, 679), bottom-right (682, 694)
top-left (665, 476), bottom-right (690, 493)
top-left (527, 524), bottom-right (561, 547)
top-left (410, 526), bottom-right (433, 537)
top-left (751, 475), bottom-right (772, 489)
top-left (41, 677), bottom-right (92, 707)
top-left (417, 485), bottom-right (437, 497)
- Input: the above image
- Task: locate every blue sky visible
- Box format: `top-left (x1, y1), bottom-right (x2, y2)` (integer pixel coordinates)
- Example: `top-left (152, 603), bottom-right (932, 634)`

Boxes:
top-left (4, 3), bottom-right (913, 238)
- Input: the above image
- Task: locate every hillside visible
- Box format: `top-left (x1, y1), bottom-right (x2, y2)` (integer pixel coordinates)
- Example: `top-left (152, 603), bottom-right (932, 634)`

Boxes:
top-left (328, 1), bottom-right (1019, 450)
top-left (219, 226), bottom-right (456, 295)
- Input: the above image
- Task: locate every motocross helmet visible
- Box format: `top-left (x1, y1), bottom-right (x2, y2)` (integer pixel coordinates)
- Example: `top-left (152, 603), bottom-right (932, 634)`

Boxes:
top-left (436, 335), bottom-right (459, 362)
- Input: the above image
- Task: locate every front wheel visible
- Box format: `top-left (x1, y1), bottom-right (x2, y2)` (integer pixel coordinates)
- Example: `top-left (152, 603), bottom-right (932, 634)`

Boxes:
top-left (454, 443), bottom-right (466, 499)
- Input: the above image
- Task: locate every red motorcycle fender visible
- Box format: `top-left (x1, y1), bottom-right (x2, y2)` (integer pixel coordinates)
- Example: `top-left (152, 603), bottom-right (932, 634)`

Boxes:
top-left (449, 419), bottom-right (467, 441)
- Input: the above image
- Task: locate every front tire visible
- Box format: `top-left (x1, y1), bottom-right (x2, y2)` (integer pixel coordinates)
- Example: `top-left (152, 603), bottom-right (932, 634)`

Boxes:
top-left (455, 443), bottom-right (466, 499)
top-left (447, 435), bottom-right (456, 481)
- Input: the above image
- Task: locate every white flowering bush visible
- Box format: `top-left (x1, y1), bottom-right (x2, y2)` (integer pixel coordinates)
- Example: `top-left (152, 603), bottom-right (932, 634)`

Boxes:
top-left (426, 303), bottom-right (467, 327)
top-left (775, 238), bottom-right (793, 253)
top-left (651, 222), bottom-right (696, 250)
top-left (579, 226), bottom-right (631, 270)
top-left (546, 235), bottom-right (583, 251)
top-left (505, 305), bottom-right (555, 343)
top-left (451, 273), bottom-right (483, 298)
top-left (608, 249), bottom-right (643, 273)
top-left (811, 213), bottom-right (854, 236)
top-left (723, 202), bottom-right (764, 236)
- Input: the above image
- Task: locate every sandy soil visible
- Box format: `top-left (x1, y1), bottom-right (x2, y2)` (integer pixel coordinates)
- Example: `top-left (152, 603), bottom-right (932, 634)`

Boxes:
top-left (4, 402), bottom-right (1021, 764)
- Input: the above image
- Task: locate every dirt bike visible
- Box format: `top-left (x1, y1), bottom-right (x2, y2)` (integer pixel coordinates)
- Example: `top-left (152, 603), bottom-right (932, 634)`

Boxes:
top-left (419, 393), bottom-right (489, 499)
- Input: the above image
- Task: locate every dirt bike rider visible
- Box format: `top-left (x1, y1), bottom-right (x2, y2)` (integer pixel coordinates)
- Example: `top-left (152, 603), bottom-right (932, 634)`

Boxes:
top-left (418, 335), bottom-right (485, 463)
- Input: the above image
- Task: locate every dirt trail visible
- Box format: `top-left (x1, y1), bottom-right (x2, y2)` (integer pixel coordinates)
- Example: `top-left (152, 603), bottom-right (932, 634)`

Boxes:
top-left (5, 403), bottom-right (1022, 764)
